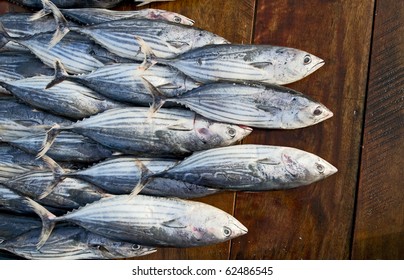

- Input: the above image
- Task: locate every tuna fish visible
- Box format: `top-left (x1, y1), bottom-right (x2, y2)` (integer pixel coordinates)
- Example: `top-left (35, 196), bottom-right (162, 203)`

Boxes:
top-left (44, 0), bottom-right (229, 60)
top-left (39, 107), bottom-right (252, 158)
top-left (0, 225), bottom-right (157, 259)
top-left (0, 74), bottom-right (126, 119)
top-left (145, 80), bottom-right (333, 129)
top-left (137, 37), bottom-right (325, 85)
top-left (46, 60), bottom-right (200, 105)
top-left (31, 194), bottom-right (248, 248)
top-left (147, 145), bottom-right (338, 191)
top-left (0, 213), bottom-right (41, 241)
top-left (60, 8), bottom-right (194, 26)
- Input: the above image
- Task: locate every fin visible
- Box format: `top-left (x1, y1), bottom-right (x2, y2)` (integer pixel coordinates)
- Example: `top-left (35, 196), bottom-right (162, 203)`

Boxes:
top-left (166, 121), bottom-right (193, 131)
top-left (37, 155), bottom-right (66, 199)
top-left (162, 218), bottom-right (187, 229)
top-left (256, 157), bottom-right (281, 165)
top-left (38, 0), bottom-right (70, 48)
top-left (36, 123), bottom-right (65, 159)
top-left (256, 104), bottom-right (282, 115)
top-left (166, 40), bottom-right (190, 50)
top-left (249, 61), bottom-right (273, 69)
top-left (128, 159), bottom-right (155, 199)
top-left (29, 0), bottom-right (53, 21)
top-left (0, 22), bottom-right (11, 49)
top-left (24, 196), bottom-right (56, 249)
top-left (134, 36), bottom-right (158, 71)
top-left (141, 77), bottom-right (168, 118)
top-left (46, 60), bottom-right (69, 89)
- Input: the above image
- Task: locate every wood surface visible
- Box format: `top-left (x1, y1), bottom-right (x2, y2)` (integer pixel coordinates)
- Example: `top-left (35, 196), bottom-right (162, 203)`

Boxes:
top-left (0, 0), bottom-right (402, 260)
top-left (351, 0), bottom-right (404, 260)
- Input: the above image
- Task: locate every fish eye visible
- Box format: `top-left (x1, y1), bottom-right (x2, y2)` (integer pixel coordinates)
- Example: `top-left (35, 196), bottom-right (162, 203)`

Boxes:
top-left (132, 244), bottom-right (141, 251)
top-left (313, 107), bottom-right (323, 116)
top-left (223, 226), bottom-right (232, 237)
top-left (316, 163), bottom-right (325, 174)
top-left (227, 127), bottom-right (236, 138)
top-left (173, 16), bottom-right (182, 23)
top-left (303, 54), bottom-right (312, 65)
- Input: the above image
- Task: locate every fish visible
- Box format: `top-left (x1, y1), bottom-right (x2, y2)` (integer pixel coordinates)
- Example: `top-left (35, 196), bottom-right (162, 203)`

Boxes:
top-left (7, 0), bottom-right (124, 9)
top-left (0, 74), bottom-right (126, 119)
top-left (46, 60), bottom-right (200, 105)
top-left (60, 8), bottom-right (194, 26)
top-left (137, 37), bottom-right (325, 85)
top-left (38, 107), bottom-right (252, 159)
top-left (145, 80), bottom-right (333, 129)
top-left (147, 144), bottom-right (338, 191)
top-left (49, 156), bottom-right (220, 198)
top-left (0, 213), bottom-right (41, 241)
top-left (30, 194), bottom-right (248, 248)
top-left (43, 0), bottom-right (229, 59)
top-left (0, 225), bottom-right (157, 260)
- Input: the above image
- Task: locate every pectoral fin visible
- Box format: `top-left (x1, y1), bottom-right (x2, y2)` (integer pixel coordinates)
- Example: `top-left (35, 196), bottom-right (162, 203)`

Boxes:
top-left (162, 218), bottom-right (187, 229)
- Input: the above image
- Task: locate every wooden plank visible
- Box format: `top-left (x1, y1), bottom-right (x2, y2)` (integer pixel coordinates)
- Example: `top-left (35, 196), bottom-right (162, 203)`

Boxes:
top-left (351, 0), bottom-right (404, 260)
top-left (230, 0), bottom-right (375, 259)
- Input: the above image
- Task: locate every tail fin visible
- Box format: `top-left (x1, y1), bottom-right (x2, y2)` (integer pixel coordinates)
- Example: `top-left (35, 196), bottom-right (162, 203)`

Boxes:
top-left (46, 60), bottom-right (70, 89)
top-left (31, 0), bottom-right (70, 48)
top-left (37, 155), bottom-right (66, 199)
top-left (36, 123), bottom-right (66, 159)
top-left (0, 22), bottom-right (11, 49)
top-left (24, 197), bottom-right (56, 249)
top-left (128, 159), bottom-right (156, 199)
top-left (134, 36), bottom-right (158, 71)
top-left (140, 77), bottom-right (168, 118)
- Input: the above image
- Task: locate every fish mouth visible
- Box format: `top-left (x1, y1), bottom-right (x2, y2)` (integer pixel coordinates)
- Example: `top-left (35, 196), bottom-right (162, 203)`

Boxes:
top-left (307, 60), bottom-right (325, 76)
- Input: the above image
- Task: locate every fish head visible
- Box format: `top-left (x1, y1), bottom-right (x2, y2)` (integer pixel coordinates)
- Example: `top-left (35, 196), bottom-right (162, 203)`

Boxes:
top-left (283, 95), bottom-right (333, 128)
top-left (194, 116), bottom-right (252, 147)
top-left (186, 205), bottom-right (248, 245)
top-left (191, 31), bottom-right (230, 50)
top-left (291, 50), bottom-right (325, 80)
top-left (150, 10), bottom-right (195, 26)
top-left (281, 149), bottom-right (337, 187)
top-left (87, 234), bottom-right (157, 258)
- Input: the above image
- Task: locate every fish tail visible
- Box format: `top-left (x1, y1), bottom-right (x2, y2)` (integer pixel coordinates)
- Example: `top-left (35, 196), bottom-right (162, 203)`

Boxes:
top-left (24, 197), bottom-right (57, 249)
top-left (0, 22), bottom-right (11, 49)
top-left (134, 35), bottom-right (159, 71)
top-left (140, 77), bottom-right (168, 119)
top-left (35, 0), bottom-right (70, 48)
top-left (36, 123), bottom-right (69, 159)
top-left (128, 159), bottom-right (156, 199)
top-left (46, 60), bottom-right (70, 89)
top-left (37, 155), bottom-right (66, 199)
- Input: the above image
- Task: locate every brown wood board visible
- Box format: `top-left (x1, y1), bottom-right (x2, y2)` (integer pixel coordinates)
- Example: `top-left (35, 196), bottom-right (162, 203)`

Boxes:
top-left (230, 0), bottom-right (375, 259)
top-left (351, 0), bottom-right (404, 260)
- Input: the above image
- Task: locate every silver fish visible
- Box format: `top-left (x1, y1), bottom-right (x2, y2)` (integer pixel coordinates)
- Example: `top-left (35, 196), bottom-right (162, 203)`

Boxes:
top-left (56, 156), bottom-right (220, 198)
top-left (4, 168), bottom-right (111, 209)
top-left (61, 8), bottom-right (194, 26)
top-left (0, 225), bottom-right (156, 260)
top-left (0, 75), bottom-right (125, 119)
top-left (39, 107), bottom-right (252, 158)
top-left (31, 194), bottom-right (248, 248)
top-left (7, 0), bottom-right (124, 8)
top-left (151, 145), bottom-right (338, 191)
top-left (47, 60), bottom-right (199, 105)
top-left (0, 213), bottom-right (41, 241)
top-left (138, 39), bottom-right (325, 85)
top-left (45, 0), bottom-right (229, 60)
top-left (146, 81), bottom-right (333, 129)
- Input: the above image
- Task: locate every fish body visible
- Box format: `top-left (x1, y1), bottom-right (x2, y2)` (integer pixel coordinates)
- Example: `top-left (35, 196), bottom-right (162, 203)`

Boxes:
top-left (150, 82), bottom-right (333, 129)
top-left (35, 194), bottom-right (247, 248)
top-left (0, 213), bottom-right (41, 240)
top-left (63, 156), bottom-right (220, 198)
top-left (7, 0), bottom-right (124, 8)
top-left (50, 61), bottom-right (199, 105)
top-left (61, 8), bottom-right (194, 26)
top-left (4, 171), bottom-right (110, 209)
top-left (0, 75), bottom-right (125, 119)
top-left (41, 107), bottom-right (252, 157)
top-left (0, 225), bottom-right (156, 260)
top-left (158, 145), bottom-right (338, 191)
top-left (149, 43), bottom-right (324, 85)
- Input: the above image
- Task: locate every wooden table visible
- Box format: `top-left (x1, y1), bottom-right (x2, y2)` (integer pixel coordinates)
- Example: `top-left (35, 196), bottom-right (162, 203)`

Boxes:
top-left (0, 0), bottom-right (402, 259)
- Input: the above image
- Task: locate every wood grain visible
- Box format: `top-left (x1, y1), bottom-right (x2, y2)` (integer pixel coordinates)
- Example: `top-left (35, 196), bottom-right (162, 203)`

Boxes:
top-left (230, 0), bottom-right (375, 259)
top-left (351, 0), bottom-right (404, 260)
